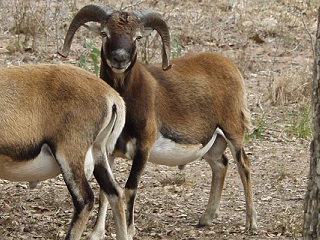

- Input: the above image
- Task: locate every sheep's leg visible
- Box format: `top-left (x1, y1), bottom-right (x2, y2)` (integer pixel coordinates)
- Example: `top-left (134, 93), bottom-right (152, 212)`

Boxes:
top-left (108, 155), bottom-right (116, 170)
top-left (89, 156), bottom-right (116, 240)
top-left (199, 135), bottom-right (228, 226)
top-left (234, 147), bottom-right (257, 230)
top-left (124, 187), bottom-right (136, 240)
top-left (92, 144), bottom-right (127, 240)
top-left (89, 190), bottom-right (108, 240)
top-left (124, 148), bottom-right (149, 240)
top-left (55, 154), bottom-right (94, 240)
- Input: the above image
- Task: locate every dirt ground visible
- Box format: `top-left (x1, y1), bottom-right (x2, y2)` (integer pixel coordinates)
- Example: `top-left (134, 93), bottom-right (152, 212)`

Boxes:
top-left (0, 0), bottom-right (318, 239)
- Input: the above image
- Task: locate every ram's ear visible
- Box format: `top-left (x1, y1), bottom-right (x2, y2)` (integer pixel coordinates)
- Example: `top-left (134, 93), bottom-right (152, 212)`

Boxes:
top-left (83, 23), bottom-right (102, 35)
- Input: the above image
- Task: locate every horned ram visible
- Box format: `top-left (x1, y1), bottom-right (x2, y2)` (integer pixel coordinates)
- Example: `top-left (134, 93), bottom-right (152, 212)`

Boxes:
top-left (0, 64), bottom-right (127, 240)
top-left (59, 4), bottom-right (257, 239)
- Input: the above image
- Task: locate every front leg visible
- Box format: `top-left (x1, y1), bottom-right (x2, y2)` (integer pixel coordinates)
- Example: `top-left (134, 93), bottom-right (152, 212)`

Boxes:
top-left (124, 148), bottom-right (150, 239)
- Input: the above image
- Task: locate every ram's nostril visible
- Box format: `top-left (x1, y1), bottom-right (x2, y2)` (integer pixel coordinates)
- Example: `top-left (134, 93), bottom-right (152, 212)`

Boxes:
top-left (114, 55), bottom-right (125, 63)
top-left (113, 49), bottom-right (130, 63)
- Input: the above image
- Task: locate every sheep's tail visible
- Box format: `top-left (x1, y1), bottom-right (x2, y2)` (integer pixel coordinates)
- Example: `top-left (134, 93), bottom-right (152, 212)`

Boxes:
top-left (105, 99), bottom-right (126, 155)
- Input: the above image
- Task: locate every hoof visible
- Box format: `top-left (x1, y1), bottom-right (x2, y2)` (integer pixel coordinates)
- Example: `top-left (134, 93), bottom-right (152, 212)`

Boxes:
top-left (28, 181), bottom-right (38, 189)
top-left (178, 164), bottom-right (186, 170)
top-left (246, 223), bottom-right (258, 232)
top-left (196, 221), bottom-right (212, 228)
top-left (196, 222), bottom-right (206, 228)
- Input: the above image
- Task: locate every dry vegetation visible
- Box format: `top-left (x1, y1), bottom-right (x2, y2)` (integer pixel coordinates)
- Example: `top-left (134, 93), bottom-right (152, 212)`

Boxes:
top-left (0, 0), bottom-right (318, 239)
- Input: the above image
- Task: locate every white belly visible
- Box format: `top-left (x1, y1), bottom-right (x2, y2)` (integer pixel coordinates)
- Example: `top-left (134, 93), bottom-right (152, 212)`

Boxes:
top-left (148, 128), bottom-right (222, 166)
top-left (0, 144), bottom-right (61, 182)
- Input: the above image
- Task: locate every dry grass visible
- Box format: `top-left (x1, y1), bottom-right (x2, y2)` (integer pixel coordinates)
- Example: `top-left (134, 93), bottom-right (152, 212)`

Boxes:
top-left (0, 0), bottom-right (318, 239)
top-left (268, 67), bottom-right (312, 106)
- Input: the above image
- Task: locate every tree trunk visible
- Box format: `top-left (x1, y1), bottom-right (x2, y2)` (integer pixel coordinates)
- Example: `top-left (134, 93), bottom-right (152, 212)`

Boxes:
top-left (303, 7), bottom-right (320, 240)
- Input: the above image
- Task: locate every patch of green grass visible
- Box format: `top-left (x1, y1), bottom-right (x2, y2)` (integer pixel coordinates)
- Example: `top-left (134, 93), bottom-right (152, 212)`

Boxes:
top-left (247, 115), bottom-right (265, 141)
top-left (287, 107), bottom-right (312, 139)
top-left (170, 34), bottom-right (183, 59)
top-left (78, 38), bottom-right (101, 76)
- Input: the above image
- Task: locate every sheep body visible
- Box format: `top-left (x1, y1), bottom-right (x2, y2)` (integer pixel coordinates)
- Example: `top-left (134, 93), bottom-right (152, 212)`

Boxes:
top-left (60, 6), bottom-right (256, 240)
top-left (0, 64), bottom-right (127, 240)
top-left (108, 51), bottom-right (256, 240)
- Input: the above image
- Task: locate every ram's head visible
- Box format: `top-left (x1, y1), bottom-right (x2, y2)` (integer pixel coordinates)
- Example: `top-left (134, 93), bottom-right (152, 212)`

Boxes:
top-left (59, 4), bottom-right (171, 73)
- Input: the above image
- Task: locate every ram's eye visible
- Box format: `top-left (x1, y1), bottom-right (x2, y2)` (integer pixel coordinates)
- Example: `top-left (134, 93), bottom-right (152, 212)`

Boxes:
top-left (101, 31), bottom-right (108, 38)
top-left (135, 35), bottom-right (142, 41)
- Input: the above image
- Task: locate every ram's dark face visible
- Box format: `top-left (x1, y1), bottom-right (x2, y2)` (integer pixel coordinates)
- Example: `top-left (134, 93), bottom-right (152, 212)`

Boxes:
top-left (101, 12), bottom-right (142, 74)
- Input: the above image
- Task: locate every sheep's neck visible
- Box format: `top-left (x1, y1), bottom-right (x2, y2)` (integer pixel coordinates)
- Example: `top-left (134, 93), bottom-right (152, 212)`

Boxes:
top-left (100, 61), bottom-right (136, 94)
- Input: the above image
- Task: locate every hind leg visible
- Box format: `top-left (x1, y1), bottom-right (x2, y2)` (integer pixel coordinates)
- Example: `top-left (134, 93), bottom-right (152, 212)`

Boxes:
top-left (89, 190), bottom-right (109, 240)
top-left (233, 147), bottom-right (257, 230)
top-left (89, 155), bottom-right (117, 240)
top-left (92, 149), bottom-right (128, 240)
top-left (55, 152), bottom-right (94, 240)
top-left (198, 135), bottom-right (228, 226)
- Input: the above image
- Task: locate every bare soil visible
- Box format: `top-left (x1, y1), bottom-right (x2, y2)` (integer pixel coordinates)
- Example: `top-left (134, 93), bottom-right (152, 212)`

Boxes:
top-left (0, 0), bottom-right (317, 239)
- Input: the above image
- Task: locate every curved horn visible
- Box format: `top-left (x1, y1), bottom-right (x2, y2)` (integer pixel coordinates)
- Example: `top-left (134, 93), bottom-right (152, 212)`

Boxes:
top-left (132, 9), bottom-right (172, 71)
top-left (59, 4), bottom-right (117, 57)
